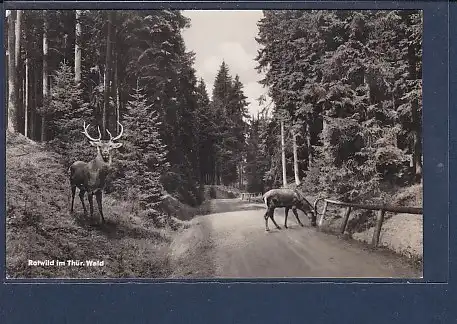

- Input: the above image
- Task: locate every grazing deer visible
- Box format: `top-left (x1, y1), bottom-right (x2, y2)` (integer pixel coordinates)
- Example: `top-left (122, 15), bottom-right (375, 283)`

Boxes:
top-left (69, 121), bottom-right (124, 224)
top-left (262, 188), bottom-right (317, 231)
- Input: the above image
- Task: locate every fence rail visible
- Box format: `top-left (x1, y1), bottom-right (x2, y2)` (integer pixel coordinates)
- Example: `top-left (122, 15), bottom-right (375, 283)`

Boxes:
top-left (240, 192), bottom-right (263, 202)
top-left (314, 198), bottom-right (423, 247)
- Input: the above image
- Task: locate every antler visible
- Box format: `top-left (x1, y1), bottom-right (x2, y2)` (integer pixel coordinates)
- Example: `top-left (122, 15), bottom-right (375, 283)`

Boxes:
top-left (82, 121), bottom-right (102, 142)
top-left (106, 121), bottom-right (124, 142)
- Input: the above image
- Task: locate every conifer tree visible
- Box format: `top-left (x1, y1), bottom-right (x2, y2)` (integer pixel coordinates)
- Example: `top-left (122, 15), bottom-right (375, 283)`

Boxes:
top-left (117, 83), bottom-right (169, 210)
top-left (47, 62), bottom-right (91, 165)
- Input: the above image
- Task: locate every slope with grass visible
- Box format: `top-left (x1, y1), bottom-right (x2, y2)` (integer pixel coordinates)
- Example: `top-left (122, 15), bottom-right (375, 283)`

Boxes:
top-left (6, 132), bottom-right (184, 279)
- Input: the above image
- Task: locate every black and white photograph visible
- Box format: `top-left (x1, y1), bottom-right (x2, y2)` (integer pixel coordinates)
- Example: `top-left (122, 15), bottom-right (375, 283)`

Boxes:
top-left (5, 9), bottom-right (423, 279)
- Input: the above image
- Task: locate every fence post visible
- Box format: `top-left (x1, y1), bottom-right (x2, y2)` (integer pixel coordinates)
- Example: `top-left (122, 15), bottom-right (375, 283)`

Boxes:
top-left (372, 209), bottom-right (386, 247)
top-left (318, 201), bottom-right (328, 227)
top-left (340, 206), bottom-right (352, 234)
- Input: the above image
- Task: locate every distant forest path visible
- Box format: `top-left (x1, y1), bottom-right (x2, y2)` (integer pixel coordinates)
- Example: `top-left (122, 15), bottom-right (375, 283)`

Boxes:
top-left (170, 198), bottom-right (421, 279)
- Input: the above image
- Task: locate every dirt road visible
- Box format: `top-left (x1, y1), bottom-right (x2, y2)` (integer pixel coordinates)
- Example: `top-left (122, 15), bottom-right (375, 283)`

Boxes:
top-left (170, 200), bottom-right (421, 278)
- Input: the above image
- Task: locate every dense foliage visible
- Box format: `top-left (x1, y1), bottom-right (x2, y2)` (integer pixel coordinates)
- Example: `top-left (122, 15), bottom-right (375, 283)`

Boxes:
top-left (248, 10), bottom-right (422, 202)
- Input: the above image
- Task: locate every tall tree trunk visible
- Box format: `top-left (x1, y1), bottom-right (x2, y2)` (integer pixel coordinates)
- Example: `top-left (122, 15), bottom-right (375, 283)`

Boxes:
top-left (7, 11), bottom-right (17, 133)
top-left (280, 120), bottom-right (287, 188)
top-left (113, 20), bottom-right (121, 135)
top-left (407, 38), bottom-right (422, 182)
top-left (15, 10), bottom-right (21, 68)
top-left (74, 10), bottom-right (82, 84)
top-left (31, 65), bottom-right (37, 140)
top-left (114, 52), bottom-right (120, 134)
top-left (214, 161), bottom-right (218, 185)
top-left (412, 98), bottom-right (422, 182)
top-left (103, 11), bottom-right (113, 134)
top-left (292, 131), bottom-right (300, 186)
top-left (15, 10), bottom-right (22, 130)
top-left (306, 124), bottom-right (312, 169)
top-left (239, 162), bottom-right (243, 189)
top-left (24, 55), bottom-right (29, 138)
top-left (41, 10), bottom-right (49, 142)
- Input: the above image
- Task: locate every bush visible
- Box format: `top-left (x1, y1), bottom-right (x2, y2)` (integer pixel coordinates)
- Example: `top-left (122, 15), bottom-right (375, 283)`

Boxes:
top-left (375, 145), bottom-right (412, 185)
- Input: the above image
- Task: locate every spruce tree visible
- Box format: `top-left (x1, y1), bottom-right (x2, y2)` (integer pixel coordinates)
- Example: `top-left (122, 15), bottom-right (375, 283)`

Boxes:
top-left (47, 61), bottom-right (91, 165)
top-left (117, 83), bottom-right (169, 211)
top-left (195, 78), bottom-right (216, 184)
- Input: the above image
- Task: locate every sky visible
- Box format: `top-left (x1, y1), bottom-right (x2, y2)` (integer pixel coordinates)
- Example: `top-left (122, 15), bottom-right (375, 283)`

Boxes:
top-left (181, 10), bottom-right (269, 117)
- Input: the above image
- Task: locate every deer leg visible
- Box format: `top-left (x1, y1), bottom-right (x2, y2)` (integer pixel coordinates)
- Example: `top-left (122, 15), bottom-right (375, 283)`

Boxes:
top-left (292, 206), bottom-right (304, 227)
top-left (264, 209), bottom-right (270, 232)
top-left (88, 193), bottom-right (94, 219)
top-left (70, 185), bottom-right (76, 213)
top-left (284, 207), bottom-right (290, 228)
top-left (95, 191), bottom-right (104, 224)
top-left (79, 189), bottom-right (88, 216)
top-left (269, 208), bottom-right (281, 230)
top-left (310, 212), bottom-right (317, 227)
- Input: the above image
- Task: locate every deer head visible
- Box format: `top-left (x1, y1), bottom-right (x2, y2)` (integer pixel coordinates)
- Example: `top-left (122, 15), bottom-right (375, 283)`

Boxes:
top-left (82, 121), bottom-right (124, 165)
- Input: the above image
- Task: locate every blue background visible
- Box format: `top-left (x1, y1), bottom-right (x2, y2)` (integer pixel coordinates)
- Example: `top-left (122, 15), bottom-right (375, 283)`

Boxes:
top-left (1, 1), bottom-right (455, 322)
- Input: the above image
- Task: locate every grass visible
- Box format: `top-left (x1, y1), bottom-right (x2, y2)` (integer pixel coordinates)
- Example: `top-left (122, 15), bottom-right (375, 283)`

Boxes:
top-left (6, 132), bottom-right (183, 279)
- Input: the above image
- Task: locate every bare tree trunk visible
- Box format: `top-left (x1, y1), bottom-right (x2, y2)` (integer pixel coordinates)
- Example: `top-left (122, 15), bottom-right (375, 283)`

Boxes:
top-left (103, 11), bottom-right (113, 134)
top-left (74, 10), bottom-right (82, 84)
top-left (15, 10), bottom-right (21, 68)
top-left (5, 51), bottom-right (8, 121)
top-left (7, 11), bottom-right (17, 133)
top-left (41, 10), bottom-right (49, 142)
top-left (31, 66), bottom-right (37, 140)
top-left (113, 20), bottom-right (121, 135)
top-left (114, 52), bottom-right (120, 134)
top-left (306, 124), bottom-right (312, 169)
top-left (24, 56), bottom-right (29, 137)
top-left (292, 131), bottom-right (300, 186)
top-left (412, 98), bottom-right (422, 182)
top-left (239, 161), bottom-right (243, 189)
top-left (281, 120), bottom-right (287, 188)
top-left (15, 10), bottom-right (22, 129)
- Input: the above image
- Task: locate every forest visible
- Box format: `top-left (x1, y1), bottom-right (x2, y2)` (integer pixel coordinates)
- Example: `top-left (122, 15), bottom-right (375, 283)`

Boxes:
top-left (252, 9), bottom-right (422, 204)
top-left (6, 9), bottom-right (423, 217)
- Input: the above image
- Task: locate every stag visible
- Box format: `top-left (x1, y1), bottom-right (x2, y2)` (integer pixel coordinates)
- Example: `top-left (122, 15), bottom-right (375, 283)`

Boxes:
top-left (69, 121), bottom-right (124, 224)
top-left (262, 188), bottom-right (317, 231)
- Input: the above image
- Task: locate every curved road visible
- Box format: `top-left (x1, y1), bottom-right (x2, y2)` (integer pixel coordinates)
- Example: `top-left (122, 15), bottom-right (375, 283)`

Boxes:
top-left (170, 200), bottom-right (421, 278)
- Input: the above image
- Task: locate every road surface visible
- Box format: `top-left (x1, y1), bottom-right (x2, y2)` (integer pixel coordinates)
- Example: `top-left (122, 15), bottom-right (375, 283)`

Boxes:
top-left (170, 200), bottom-right (421, 278)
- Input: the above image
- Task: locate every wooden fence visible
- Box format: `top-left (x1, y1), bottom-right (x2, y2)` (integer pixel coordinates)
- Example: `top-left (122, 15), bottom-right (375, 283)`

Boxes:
top-left (314, 198), bottom-right (423, 247)
top-left (240, 192), bottom-right (263, 202)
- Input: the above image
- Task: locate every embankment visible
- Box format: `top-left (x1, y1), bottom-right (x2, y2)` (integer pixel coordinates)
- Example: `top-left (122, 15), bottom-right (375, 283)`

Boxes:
top-left (6, 132), bottom-right (190, 278)
top-left (312, 185), bottom-right (423, 264)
